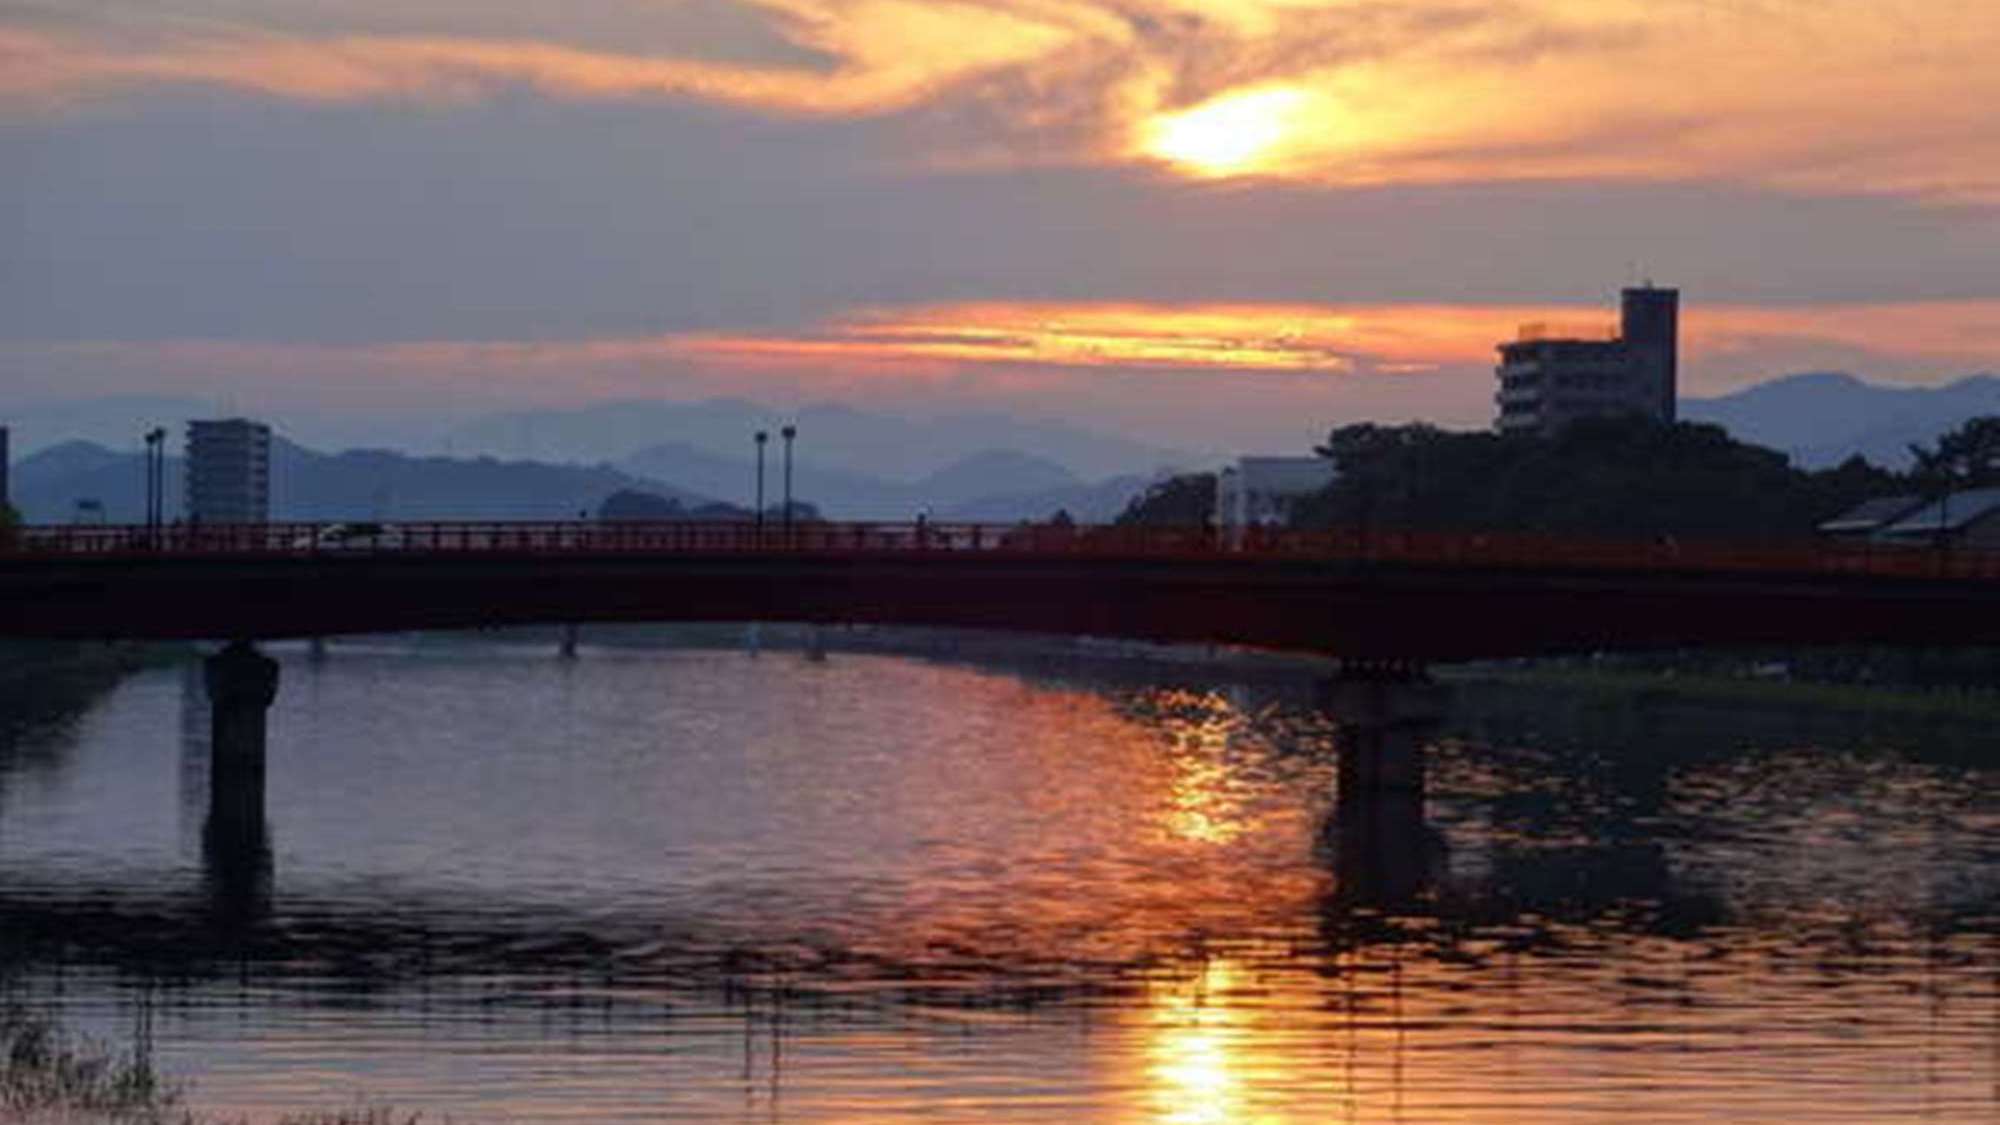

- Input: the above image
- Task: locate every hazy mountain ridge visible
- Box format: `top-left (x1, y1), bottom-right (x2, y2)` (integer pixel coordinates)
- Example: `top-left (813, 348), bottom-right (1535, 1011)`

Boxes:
top-left (1683, 372), bottom-right (2000, 468)
top-left (618, 440), bottom-right (1148, 520)
top-left (17, 371), bottom-right (1986, 523)
top-left (451, 398), bottom-right (1198, 482)
top-left (10, 438), bottom-right (709, 524)
top-left (9, 435), bottom-right (1150, 525)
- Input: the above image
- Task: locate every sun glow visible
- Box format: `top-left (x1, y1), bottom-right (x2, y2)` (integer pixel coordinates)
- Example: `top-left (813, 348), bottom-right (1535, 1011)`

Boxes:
top-left (1142, 86), bottom-right (1316, 177)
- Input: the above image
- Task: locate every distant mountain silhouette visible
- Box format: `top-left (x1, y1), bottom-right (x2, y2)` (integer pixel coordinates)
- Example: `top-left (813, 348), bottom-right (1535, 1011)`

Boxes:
top-left (939, 474), bottom-right (1154, 524)
top-left (918, 450), bottom-right (1081, 503)
top-left (617, 440), bottom-right (1146, 520)
top-left (598, 489), bottom-right (764, 522)
top-left (3, 397), bottom-right (216, 457)
top-left (450, 398), bottom-right (1197, 482)
top-left (1683, 372), bottom-right (2000, 468)
top-left (618, 441), bottom-right (909, 517)
top-left (11, 438), bottom-right (713, 524)
top-left (12, 440), bottom-right (182, 523)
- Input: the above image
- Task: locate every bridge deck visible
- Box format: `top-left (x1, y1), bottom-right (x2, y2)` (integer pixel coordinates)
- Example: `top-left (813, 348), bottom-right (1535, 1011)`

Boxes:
top-left (4, 522), bottom-right (1997, 657)
top-left (9, 520), bottom-right (2000, 580)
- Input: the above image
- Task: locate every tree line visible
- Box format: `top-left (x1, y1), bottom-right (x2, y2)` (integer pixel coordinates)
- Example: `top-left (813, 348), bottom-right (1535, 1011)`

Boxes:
top-left (1118, 414), bottom-right (2000, 541)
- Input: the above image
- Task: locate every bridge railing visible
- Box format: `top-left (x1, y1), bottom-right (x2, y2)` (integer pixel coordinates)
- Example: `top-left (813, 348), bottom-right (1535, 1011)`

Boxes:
top-left (9, 520), bottom-right (2000, 582)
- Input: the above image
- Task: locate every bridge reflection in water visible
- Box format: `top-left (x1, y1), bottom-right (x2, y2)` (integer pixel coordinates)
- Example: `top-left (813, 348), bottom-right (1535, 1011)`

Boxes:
top-left (1, 647), bottom-right (1995, 1122)
top-left (170, 656), bottom-right (1451, 938)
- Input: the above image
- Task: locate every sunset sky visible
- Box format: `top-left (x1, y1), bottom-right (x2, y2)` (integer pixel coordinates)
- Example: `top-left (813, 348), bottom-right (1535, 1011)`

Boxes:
top-left (7, 0), bottom-right (2000, 452)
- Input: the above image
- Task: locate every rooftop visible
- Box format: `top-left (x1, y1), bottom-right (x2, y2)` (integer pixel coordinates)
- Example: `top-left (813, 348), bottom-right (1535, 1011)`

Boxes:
top-left (1817, 495), bottom-right (1927, 535)
top-left (1878, 487), bottom-right (2000, 536)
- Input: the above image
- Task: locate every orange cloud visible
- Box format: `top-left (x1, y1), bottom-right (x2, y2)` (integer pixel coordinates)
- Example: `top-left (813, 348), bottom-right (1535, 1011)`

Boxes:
top-left (37, 299), bottom-right (2000, 392)
top-left (5, 2), bottom-right (1999, 198)
top-left (674, 299), bottom-right (2000, 386)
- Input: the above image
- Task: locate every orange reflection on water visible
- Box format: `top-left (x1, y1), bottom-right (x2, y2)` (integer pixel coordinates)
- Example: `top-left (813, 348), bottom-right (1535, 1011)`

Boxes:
top-left (1160, 696), bottom-right (1257, 846)
top-left (1147, 957), bottom-right (1253, 1124)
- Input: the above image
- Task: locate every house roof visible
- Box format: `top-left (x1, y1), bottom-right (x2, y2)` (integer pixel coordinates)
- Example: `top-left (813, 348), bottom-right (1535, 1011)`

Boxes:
top-left (1877, 487), bottom-right (2000, 537)
top-left (1817, 494), bottom-right (1926, 534)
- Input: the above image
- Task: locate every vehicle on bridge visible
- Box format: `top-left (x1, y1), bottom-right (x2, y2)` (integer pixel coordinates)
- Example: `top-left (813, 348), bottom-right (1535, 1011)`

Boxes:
top-left (290, 522), bottom-right (406, 552)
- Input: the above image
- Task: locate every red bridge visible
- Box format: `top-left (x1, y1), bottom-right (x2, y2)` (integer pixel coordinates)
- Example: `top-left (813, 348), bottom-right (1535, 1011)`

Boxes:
top-left (5, 520), bottom-right (1999, 661)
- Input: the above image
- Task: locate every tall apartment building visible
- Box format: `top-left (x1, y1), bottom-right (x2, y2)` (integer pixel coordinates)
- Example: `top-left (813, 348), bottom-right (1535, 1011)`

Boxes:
top-left (0, 425), bottom-right (10, 516)
top-left (1495, 286), bottom-right (1679, 437)
top-left (185, 418), bottom-right (272, 524)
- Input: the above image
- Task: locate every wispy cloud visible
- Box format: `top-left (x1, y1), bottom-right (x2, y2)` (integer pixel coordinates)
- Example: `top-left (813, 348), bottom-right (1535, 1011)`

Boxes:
top-left (5, 2), bottom-right (1998, 198)
top-left (12, 297), bottom-right (1996, 450)
top-left (677, 299), bottom-right (2000, 385)
top-left (23, 298), bottom-right (2000, 389)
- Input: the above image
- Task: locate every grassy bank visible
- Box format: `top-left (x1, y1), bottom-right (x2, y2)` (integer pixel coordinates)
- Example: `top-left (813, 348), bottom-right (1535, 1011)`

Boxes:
top-left (1, 1005), bottom-right (179, 1123)
top-left (1, 1006), bottom-right (443, 1124)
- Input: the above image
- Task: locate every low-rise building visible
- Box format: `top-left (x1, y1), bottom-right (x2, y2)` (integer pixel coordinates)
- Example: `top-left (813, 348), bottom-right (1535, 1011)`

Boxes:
top-left (1215, 456), bottom-right (1337, 544)
top-left (1872, 488), bottom-right (2000, 550)
top-left (1816, 495), bottom-right (1927, 541)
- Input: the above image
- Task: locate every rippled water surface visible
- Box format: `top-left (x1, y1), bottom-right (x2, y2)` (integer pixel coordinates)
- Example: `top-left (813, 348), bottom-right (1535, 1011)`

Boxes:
top-left (2, 638), bottom-right (1997, 1122)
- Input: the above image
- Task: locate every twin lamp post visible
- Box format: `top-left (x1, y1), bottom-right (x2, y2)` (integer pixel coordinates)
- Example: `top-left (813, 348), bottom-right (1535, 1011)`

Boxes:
top-left (753, 424), bottom-right (798, 539)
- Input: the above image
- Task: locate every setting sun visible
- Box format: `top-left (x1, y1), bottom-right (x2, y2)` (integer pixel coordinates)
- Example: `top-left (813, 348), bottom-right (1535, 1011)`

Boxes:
top-left (1142, 86), bottom-right (1315, 177)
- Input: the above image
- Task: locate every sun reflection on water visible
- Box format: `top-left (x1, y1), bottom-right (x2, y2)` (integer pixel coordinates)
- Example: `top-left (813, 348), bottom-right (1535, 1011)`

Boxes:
top-left (1148, 958), bottom-right (1250, 1125)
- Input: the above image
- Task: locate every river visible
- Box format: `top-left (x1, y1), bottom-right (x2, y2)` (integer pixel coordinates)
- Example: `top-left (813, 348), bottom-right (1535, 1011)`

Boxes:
top-left (1, 635), bottom-right (1996, 1122)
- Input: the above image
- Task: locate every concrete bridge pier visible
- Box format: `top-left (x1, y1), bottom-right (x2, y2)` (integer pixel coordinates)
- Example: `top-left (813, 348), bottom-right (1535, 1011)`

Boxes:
top-left (560, 623), bottom-right (580, 660)
top-left (204, 641), bottom-right (279, 824)
top-left (1319, 672), bottom-right (1449, 904)
top-left (1320, 669), bottom-right (1445, 799)
top-left (202, 641), bottom-right (279, 924)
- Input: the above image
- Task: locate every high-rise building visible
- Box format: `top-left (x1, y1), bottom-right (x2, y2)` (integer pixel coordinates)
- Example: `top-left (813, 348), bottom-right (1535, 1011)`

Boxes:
top-left (0, 425), bottom-right (10, 516)
top-left (1495, 286), bottom-right (1680, 437)
top-left (185, 419), bottom-right (272, 524)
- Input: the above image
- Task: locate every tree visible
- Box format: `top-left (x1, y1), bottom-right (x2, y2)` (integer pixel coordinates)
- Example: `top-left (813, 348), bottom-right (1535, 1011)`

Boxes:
top-left (1290, 416), bottom-right (1893, 542)
top-left (1114, 473), bottom-right (1216, 527)
top-left (1909, 416), bottom-right (2000, 490)
top-left (0, 502), bottom-right (17, 548)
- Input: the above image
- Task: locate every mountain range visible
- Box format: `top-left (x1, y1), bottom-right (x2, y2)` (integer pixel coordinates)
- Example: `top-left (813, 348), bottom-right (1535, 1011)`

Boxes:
top-left (8, 436), bottom-right (1150, 525)
top-left (1682, 372), bottom-right (2000, 468)
top-left (615, 441), bottom-right (1146, 521)
top-left (8, 437), bottom-right (709, 525)
top-left (7, 372), bottom-right (1998, 524)
top-left (446, 399), bottom-right (1197, 483)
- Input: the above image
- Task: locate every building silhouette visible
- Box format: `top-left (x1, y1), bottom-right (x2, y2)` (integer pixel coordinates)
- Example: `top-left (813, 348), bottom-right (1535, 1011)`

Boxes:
top-left (1495, 285), bottom-right (1679, 436)
top-left (185, 419), bottom-right (272, 524)
top-left (1215, 456), bottom-right (1337, 546)
top-left (0, 425), bottom-right (10, 515)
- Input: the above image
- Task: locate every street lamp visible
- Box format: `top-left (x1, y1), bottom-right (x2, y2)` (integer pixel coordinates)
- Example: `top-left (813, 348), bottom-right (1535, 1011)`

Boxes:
top-left (142, 427), bottom-right (166, 542)
top-left (781, 424), bottom-right (797, 543)
top-left (754, 430), bottom-right (769, 540)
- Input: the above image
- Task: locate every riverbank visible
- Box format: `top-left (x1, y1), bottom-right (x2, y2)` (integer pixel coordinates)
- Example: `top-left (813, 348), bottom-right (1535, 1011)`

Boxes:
top-left (1448, 662), bottom-right (2000, 722)
top-left (0, 641), bottom-right (188, 744)
top-left (2, 1003), bottom-right (432, 1125)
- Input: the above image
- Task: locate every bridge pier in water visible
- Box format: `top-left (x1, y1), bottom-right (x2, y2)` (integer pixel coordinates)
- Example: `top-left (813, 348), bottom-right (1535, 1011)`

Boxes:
top-left (202, 641), bottom-right (279, 922)
top-left (1319, 668), bottom-right (1448, 904)
top-left (204, 641), bottom-right (279, 825)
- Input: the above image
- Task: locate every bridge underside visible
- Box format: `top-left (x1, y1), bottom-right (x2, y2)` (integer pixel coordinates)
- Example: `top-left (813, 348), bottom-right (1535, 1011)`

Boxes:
top-left (6, 551), bottom-right (1999, 660)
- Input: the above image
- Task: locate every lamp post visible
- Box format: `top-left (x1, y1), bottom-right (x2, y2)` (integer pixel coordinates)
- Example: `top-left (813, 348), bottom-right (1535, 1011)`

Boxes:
top-left (754, 430), bottom-right (769, 541)
top-left (781, 424), bottom-right (797, 543)
top-left (143, 427), bottom-right (166, 543)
